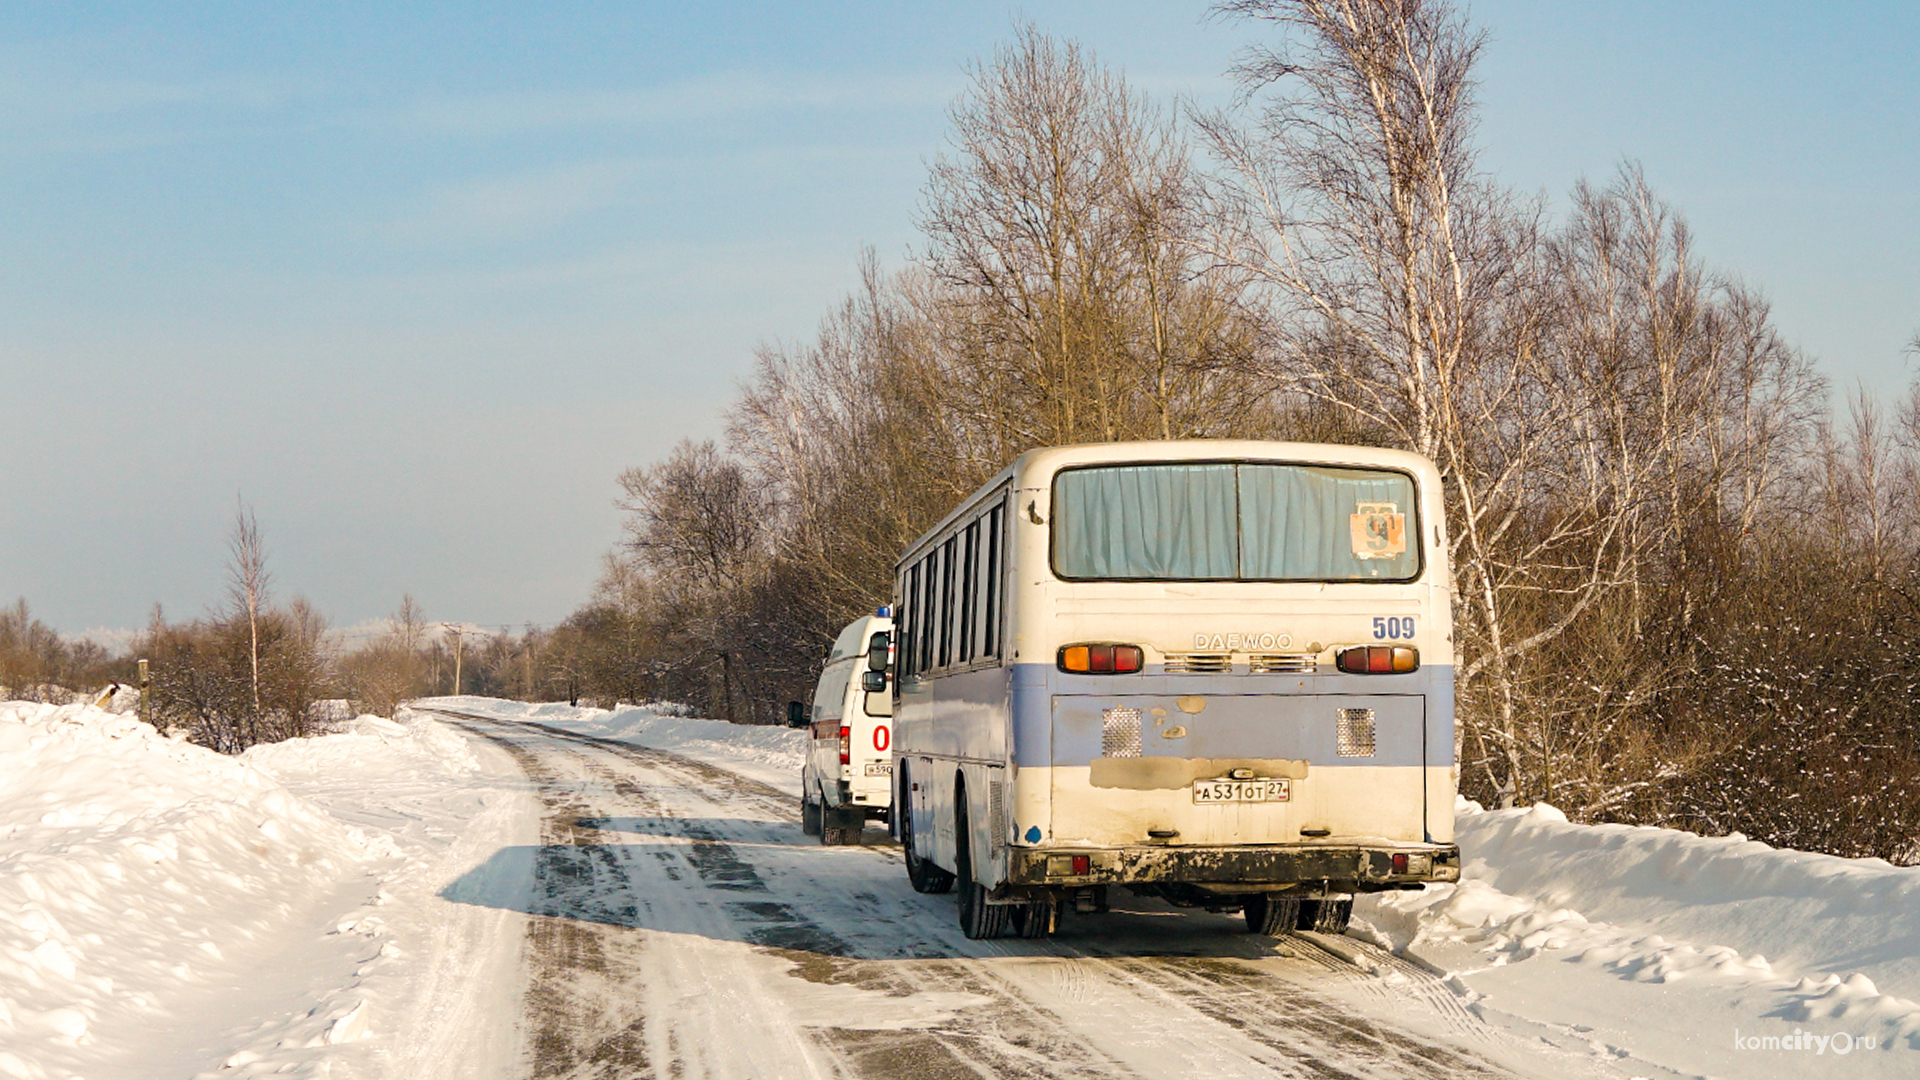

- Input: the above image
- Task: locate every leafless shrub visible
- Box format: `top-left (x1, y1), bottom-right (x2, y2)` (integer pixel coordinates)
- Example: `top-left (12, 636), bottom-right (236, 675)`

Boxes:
top-left (140, 507), bottom-right (334, 751)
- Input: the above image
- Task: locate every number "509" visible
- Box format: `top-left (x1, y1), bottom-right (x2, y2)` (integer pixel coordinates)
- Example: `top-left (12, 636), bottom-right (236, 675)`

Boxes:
top-left (1372, 616), bottom-right (1415, 640)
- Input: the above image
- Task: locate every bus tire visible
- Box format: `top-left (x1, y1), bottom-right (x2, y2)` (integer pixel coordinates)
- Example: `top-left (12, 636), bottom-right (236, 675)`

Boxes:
top-left (900, 766), bottom-right (955, 893)
top-left (1296, 897), bottom-right (1353, 934)
top-left (801, 794), bottom-right (821, 836)
top-left (954, 796), bottom-right (1009, 940)
top-left (1243, 893), bottom-right (1302, 936)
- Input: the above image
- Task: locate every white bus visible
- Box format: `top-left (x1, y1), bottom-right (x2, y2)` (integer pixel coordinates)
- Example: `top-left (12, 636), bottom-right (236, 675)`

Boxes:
top-left (885, 440), bottom-right (1460, 939)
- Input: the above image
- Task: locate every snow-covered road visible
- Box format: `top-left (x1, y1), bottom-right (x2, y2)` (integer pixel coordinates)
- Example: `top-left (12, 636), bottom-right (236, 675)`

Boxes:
top-left (423, 708), bottom-right (1595, 1080)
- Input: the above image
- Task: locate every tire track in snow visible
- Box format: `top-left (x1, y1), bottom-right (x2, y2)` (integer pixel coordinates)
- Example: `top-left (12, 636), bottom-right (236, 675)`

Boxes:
top-left (554, 731), bottom-right (1140, 1079)
top-left (436, 712), bottom-right (1142, 1079)
top-left (1102, 954), bottom-right (1508, 1079)
top-left (447, 722), bottom-right (654, 1079)
top-left (1290, 932), bottom-right (1491, 1043)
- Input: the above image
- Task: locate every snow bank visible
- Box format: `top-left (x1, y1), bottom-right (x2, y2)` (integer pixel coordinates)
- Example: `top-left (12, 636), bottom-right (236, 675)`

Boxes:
top-left (417, 696), bottom-right (807, 796)
top-left (0, 700), bottom-right (535, 1080)
top-left (1357, 799), bottom-right (1920, 1074)
top-left (1462, 801), bottom-right (1920, 999)
top-left (0, 702), bottom-right (390, 1079)
top-left (244, 707), bottom-right (537, 1079)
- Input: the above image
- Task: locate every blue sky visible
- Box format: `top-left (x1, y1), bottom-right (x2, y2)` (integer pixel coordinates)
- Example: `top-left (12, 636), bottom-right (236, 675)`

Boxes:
top-left (3, 2), bottom-right (1915, 640)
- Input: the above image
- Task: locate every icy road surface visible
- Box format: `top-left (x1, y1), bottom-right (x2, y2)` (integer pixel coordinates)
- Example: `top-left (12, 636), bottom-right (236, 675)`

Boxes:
top-left (424, 709), bottom-right (1595, 1080)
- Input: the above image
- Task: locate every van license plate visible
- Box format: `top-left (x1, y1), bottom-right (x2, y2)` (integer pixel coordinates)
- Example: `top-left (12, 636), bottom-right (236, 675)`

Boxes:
top-left (864, 762), bottom-right (892, 776)
top-left (1192, 778), bottom-right (1290, 803)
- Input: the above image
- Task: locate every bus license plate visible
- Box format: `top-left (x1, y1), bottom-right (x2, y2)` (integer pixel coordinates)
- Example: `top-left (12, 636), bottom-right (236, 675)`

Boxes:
top-left (864, 762), bottom-right (892, 777)
top-left (1192, 778), bottom-right (1290, 804)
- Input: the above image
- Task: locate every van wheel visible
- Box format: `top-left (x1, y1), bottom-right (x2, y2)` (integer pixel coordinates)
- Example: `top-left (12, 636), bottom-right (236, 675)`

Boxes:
top-left (955, 794), bottom-right (1009, 940)
top-left (801, 795), bottom-right (821, 837)
top-left (1243, 893), bottom-right (1302, 936)
top-left (899, 769), bottom-right (954, 893)
top-left (1296, 897), bottom-right (1353, 934)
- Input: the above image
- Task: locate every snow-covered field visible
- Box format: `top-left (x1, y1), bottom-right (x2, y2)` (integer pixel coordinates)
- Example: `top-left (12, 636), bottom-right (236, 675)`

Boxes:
top-left (3, 694), bottom-right (1914, 1078)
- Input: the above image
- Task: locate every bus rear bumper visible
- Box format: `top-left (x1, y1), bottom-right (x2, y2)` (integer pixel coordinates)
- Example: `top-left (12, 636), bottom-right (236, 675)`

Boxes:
top-left (1004, 841), bottom-right (1460, 894)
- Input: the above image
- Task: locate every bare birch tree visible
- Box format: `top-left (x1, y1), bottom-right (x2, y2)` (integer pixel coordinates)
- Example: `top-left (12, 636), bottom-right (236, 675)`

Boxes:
top-left (225, 498), bottom-right (271, 731)
top-left (1201, 0), bottom-right (1578, 799)
top-left (1198, 2), bottom-right (1826, 807)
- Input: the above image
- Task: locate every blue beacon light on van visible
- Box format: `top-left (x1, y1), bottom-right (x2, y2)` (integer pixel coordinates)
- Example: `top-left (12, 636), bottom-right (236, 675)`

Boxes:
top-left (877, 605), bottom-right (891, 617)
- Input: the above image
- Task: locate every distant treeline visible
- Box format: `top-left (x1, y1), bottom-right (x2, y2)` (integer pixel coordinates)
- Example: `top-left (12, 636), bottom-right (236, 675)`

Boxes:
top-left (5, 587), bottom-right (572, 750)
top-left (548, 1), bottom-right (1920, 863)
top-left (0, 599), bottom-right (129, 700)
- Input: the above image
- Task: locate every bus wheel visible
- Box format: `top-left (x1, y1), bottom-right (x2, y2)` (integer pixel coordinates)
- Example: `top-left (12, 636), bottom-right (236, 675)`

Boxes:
top-left (1243, 893), bottom-right (1302, 936)
top-left (1296, 897), bottom-right (1353, 934)
top-left (954, 799), bottom-right (1009, 939)
top-left (801, 794), bottom-right (821, 837)
top-left (900, 766), bottom-right (954, 893)
top-left (1013, 897), bottom-right (1058, 939)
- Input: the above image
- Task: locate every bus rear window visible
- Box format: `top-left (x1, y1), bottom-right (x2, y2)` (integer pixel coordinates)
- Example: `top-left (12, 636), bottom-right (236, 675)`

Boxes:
top-left (1051, 462), bottom-right (1420, 582)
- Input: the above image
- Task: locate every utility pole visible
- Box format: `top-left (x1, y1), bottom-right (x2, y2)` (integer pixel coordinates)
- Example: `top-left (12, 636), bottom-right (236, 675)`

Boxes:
top-left (441, 623), bottom-right (464, 696)
top-left (523, 623), bottom-right (536, 701)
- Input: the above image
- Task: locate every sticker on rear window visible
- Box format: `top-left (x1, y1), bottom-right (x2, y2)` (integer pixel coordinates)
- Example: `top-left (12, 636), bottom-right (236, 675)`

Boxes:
top-left (1351, 502), bottom-right (1407, 559)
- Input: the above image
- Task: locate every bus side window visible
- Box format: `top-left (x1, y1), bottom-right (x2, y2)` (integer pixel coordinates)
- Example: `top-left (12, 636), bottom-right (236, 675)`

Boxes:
top-left (937, 535), bottom-right (958, 669)
top-left (983, 503), bottom-right (1003, 661)
top-left (958, 521), bottom-right (978, 663)
top-left (901, 564), bottom-right (920, 679)
top-left (920, 549), bottom-right (938, 674)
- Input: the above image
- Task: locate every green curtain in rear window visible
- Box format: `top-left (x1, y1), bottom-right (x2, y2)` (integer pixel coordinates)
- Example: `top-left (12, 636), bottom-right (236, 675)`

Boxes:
top-left (1052, 462), bottom-right (1418, 581)
top-left (1053, 464), bottom-right (1238, 579)
top-left (1238, 465), bottom-right (1417, 580)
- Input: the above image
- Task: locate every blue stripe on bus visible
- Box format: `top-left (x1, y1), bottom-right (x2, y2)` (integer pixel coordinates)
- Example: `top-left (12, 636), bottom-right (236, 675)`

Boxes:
top-left (1009, 662), bottom-right (1454, 770)
top-left (899, 662), bottom-right (1455, 769)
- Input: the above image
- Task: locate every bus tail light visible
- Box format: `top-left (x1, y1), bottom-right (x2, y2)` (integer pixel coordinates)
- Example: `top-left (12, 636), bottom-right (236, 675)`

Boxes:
top-left (839, 726), bottom-right (850, 765)
top-left (1335, 645), bottom-right (1418, 674)
top-left (1058, 644), bottom-right (1145, 674)
top-left (1046, 854), bottom-right (1094, 877)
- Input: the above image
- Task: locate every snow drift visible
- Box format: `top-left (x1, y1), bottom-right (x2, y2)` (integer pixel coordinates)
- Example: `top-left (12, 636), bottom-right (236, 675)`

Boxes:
top-left (1357, 798), bottom-right (1920, 1073)
top-left (0, 701), bottom-right (534, 1080)
top-left (0, 702), bottom-right (395, 1078)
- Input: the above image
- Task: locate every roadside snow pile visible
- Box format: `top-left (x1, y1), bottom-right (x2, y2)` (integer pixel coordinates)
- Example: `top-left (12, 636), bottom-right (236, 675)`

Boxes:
top-left (242, 709), bottom-right (537, 1079)
top-left (417, 696), bottom-right (806, 795)
top-left (0, 701), bottom-right (536, 1080)
top-left (0, 701), bottom-right (391, 1079)
top-left (1356, 798), bottom-right (1920, 1074)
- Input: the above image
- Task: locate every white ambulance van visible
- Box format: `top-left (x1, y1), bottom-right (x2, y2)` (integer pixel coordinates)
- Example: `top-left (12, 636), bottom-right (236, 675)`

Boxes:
top-left (788, 610), bottom-right (894, 845)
